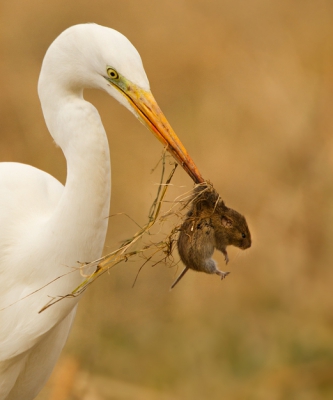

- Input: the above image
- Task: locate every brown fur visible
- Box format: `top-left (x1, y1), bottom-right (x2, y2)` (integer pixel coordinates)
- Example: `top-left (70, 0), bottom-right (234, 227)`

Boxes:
top-left (171, 184), bottom-right (251, 289)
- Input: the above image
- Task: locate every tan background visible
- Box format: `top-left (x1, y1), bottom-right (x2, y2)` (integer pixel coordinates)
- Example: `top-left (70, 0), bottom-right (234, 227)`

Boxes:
top-left (1, 1), bottom-right (333, 399)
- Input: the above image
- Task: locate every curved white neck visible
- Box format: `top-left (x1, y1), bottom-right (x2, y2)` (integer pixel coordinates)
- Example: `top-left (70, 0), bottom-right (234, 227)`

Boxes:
top-left (39, 81), bottom-right (111, 266)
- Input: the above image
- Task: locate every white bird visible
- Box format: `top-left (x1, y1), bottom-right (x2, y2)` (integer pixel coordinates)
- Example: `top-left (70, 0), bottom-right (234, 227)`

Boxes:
top-left (0, 24), bottom-right (203, 399)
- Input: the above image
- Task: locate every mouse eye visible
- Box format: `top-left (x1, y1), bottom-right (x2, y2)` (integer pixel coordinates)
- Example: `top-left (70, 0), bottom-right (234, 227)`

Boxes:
top-left (242, 233), bottom-right (246, 238)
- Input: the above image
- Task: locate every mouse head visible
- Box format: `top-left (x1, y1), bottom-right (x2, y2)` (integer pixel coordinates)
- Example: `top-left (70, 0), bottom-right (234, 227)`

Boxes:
top-left (214, 201), bottom-right (252, 250)
top-left (188, 183), bottom-right (252, 251)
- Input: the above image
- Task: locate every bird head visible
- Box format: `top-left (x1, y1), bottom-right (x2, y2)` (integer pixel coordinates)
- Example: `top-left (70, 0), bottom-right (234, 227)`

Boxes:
top-left (40, 23), bottom-right (203, 183)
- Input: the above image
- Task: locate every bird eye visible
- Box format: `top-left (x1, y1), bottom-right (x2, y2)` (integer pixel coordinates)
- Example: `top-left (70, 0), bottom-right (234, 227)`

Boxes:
top-left (106, 67), bottom-right (119, 79)
top-left (242, 233), bottom-right (246, 238)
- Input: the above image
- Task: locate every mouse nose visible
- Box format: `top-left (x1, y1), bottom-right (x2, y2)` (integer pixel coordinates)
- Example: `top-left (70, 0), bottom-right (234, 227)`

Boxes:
top-left (241, 235), bottom-right (252, 249)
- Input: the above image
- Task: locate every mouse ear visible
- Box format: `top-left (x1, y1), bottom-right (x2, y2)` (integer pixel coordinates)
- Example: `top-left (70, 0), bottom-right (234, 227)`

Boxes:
top-left (221, 216), bottom-right (233, 228)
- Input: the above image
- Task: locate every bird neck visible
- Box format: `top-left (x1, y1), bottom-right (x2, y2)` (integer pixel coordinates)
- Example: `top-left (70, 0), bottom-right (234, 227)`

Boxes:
top-left (40, 84), bottom-right (111, 264)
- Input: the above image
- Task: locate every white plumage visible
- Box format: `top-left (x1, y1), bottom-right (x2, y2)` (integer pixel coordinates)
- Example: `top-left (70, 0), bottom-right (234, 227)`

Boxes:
top-left (0, 24), bottom-right (201, 399)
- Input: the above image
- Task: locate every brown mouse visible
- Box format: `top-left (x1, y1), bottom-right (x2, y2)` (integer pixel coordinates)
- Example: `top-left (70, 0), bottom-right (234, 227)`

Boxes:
top-left (171, 185), bottom-right (251, 289)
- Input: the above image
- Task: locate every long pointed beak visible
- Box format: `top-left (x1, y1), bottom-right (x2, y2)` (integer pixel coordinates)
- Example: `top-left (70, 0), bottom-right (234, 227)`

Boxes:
top-left (112, 80), bottom-right (204, 184)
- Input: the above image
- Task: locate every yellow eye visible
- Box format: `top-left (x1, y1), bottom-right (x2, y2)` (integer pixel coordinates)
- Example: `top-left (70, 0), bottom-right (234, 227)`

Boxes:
top-left (106, 67), bottom-right (119, 79)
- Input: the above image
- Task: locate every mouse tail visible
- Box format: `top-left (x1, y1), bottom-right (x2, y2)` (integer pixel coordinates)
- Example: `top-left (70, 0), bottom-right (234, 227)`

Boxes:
top-left (170, 267), bottom-right (189, 290)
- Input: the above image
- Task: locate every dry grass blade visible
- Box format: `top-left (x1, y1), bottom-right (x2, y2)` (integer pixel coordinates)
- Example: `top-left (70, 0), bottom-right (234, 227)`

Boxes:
top-left (40, 160), bottom-right (184, 312)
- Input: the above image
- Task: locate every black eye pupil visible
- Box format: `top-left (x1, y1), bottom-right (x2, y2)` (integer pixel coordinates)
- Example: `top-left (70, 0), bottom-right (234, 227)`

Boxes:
top-left (107, 69), bottom-right (117, 78)
top-left (242, 233), bottom-right (246, 238)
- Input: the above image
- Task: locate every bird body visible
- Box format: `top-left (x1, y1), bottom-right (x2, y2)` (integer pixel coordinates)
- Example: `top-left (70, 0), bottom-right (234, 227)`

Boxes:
top-left (0, 24), bottom-right (202, 399)
top-left (0, 99), bottom-right (111, 398)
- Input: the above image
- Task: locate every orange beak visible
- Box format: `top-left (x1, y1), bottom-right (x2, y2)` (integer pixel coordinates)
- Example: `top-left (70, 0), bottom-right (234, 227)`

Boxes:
top-left (106, 72), bottom-right (204, 184)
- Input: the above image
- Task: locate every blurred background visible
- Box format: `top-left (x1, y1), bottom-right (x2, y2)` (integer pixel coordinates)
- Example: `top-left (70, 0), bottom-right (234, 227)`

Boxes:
top-left (1, 0), bottom-right (333, 399)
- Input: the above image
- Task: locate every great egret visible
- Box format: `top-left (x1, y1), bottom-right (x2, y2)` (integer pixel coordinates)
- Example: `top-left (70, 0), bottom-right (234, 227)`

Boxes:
top-left (0, 24), bottom-right (203, 399)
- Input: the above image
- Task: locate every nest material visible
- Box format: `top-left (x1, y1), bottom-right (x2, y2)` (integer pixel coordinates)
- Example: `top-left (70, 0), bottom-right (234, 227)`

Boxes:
top-left (38, 161), bottom-right (201, 312)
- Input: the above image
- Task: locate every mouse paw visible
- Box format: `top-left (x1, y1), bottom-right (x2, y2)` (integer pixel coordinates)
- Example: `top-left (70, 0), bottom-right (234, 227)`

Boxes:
top-left (215, 270), bottom-right (230, 280)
